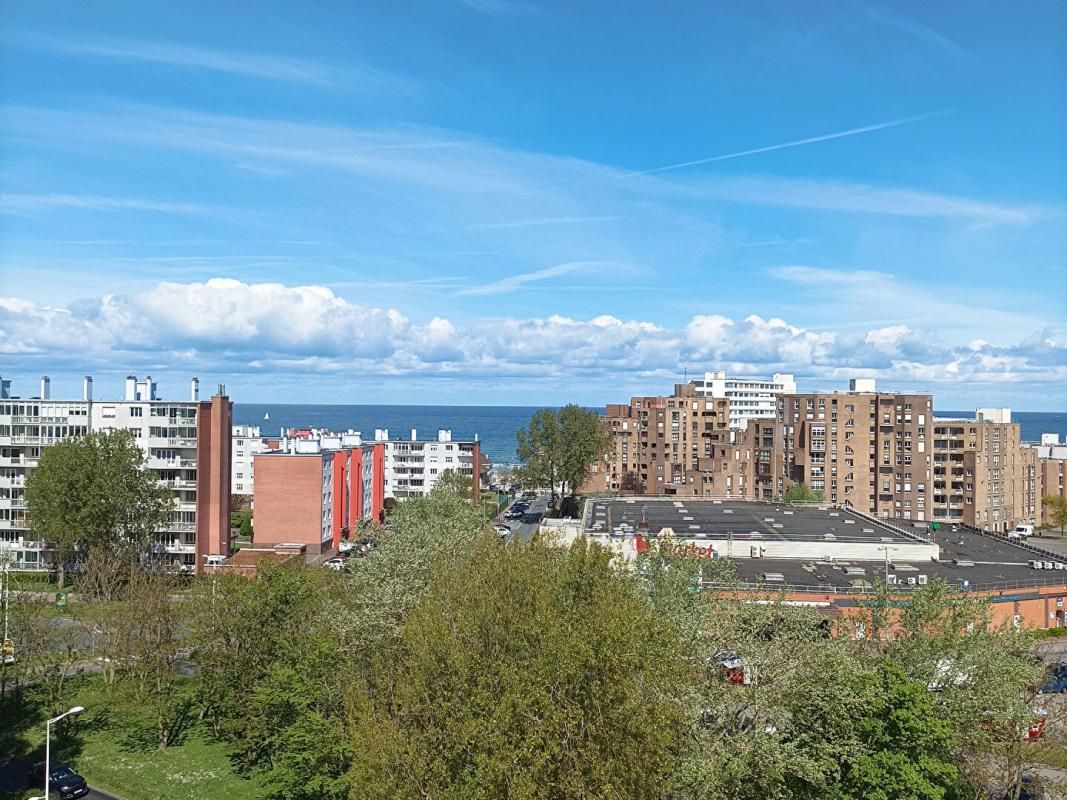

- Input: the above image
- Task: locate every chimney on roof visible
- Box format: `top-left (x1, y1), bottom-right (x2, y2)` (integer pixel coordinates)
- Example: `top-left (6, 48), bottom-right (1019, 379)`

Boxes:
top-left (411, 428), bottom-right (417, 442)
top-left (40, 376), bottom-right (50, 400)
top-left (125, 375), bottom-right (137, 401)
top-left (191, 377), bottom-right (200, 402)
top-left (83, 376), bottom-right (93, 402)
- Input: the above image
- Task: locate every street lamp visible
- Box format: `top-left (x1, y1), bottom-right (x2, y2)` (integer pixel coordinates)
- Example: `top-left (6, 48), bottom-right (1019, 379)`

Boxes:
top-left (876, 545), bottom-right (898, 586)
top-left (43, 705), bottom-right (84, 800)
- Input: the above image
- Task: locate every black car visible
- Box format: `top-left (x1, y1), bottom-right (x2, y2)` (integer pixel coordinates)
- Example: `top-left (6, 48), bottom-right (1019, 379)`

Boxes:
top-left (28, 762), bottom-right (90, 799)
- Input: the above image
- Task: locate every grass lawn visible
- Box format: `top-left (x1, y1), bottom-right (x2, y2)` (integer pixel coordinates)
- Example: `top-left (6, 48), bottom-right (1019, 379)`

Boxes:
top-left (1, 673), bottom-right (267, 800)
top-left (4, 573), bottom-right (59, 593)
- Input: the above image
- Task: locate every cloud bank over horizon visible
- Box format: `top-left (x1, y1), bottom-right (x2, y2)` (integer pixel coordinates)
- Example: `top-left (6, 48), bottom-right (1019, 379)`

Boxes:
top-left (2, 277), bottom-right (1063, 407)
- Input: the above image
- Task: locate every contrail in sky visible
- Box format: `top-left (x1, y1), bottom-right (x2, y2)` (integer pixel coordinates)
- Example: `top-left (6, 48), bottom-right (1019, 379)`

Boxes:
top-left (619, 110), bottom-right (953, 178)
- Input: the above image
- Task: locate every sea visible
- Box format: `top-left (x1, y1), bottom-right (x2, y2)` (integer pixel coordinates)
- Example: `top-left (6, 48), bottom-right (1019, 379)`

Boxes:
top-left (233, 404), bottom-right (1067, 468)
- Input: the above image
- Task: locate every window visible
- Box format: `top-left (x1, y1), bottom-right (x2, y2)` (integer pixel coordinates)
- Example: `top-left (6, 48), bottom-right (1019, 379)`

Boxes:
top-left (130, 407), bottom-right (143, 417)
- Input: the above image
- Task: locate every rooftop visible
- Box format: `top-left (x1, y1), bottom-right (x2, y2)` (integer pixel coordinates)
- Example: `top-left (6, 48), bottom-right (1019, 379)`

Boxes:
top-left (587, 498), bottom-right (918, 544)
top-left (586, 498), bottom-right (1067, 593)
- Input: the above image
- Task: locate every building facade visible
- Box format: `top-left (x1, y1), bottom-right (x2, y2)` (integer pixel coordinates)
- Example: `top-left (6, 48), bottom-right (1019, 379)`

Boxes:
top-left (375, 428), bottom-right (486, 500)
top-left (690, 370), bottom-right (796, 430)
top-left (253, 443), bottom-right (385, 559)
top-left (592, 384), bottom-right (733, 496)
top-left (775, 379), bottom-right (933, 520)
top-left (231, 424), bottom-right (270, 498)
top-left (271, 427), bottom-right (488, 501)
top-left (931, 409), bottom-right (1038, 531)
top-left (0, 374), bottom-right (231, 573)
top-left (1031, 434), bottom-right (1067, 527)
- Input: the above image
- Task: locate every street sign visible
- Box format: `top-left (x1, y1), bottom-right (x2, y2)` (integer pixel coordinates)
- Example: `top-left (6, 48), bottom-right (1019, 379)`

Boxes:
top-left (55, 592), bottom-right (67, 610)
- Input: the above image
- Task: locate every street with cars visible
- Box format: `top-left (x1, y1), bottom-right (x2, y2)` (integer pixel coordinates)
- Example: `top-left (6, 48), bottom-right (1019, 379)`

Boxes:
top-left (498, 492), bottom-right (550, 544)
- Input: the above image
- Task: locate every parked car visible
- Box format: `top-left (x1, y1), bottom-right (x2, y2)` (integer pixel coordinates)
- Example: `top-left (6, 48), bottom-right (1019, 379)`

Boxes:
top-left (710, 651), bottom-right (756, 686)
top-left (28, 762), bottom-right (89, 799)
top-left (493, 525), bottom-right (512, 537)
top-left (1040, 662), bottom-right (1067, 693)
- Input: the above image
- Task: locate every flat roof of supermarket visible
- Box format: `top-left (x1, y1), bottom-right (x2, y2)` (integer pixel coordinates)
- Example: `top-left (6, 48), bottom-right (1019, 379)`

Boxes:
top-left (588, 498), bottom-right (913, 543)
top-left (587, 498), bottom-right (1067, 592)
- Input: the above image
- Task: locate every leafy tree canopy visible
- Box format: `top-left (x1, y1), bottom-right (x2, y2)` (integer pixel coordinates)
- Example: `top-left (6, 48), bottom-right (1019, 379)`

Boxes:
top-left (25, 429), bottom-right (173, 588)
top-left (783, 483), bottom-right (825, 503)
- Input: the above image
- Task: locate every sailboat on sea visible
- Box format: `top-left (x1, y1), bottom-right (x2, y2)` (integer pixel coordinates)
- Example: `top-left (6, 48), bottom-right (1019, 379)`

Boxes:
top-left (264, 411), bottom-right (270, 421)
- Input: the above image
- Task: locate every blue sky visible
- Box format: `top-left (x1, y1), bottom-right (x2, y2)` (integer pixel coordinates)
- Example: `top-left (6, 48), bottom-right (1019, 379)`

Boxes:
top-left (1, 0), bottom-right (1065, 409)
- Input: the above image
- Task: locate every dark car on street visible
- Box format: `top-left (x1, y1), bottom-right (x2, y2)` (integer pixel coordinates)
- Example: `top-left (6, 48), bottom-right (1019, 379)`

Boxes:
top-left (1040, 661), bottom-right (1067, 693)
top-left (28, 761), bottom-right (90, 799)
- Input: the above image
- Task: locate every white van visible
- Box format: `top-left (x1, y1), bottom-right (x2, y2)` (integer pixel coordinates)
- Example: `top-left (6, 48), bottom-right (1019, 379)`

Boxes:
top-left (1008, 524), bottom-right (1035, 540)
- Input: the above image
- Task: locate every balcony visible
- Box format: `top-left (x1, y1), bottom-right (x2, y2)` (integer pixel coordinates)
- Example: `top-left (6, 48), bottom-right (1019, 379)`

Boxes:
top-left (167, 438), bottom-right (197, 448)
top-left (163, 479), bottom-right (197, 490)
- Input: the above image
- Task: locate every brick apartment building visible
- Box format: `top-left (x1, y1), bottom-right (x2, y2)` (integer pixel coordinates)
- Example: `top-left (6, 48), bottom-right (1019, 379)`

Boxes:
top-left (0, 374), bottom-right (231, 573)
top-left (776, 379), bottom-right (934, 520)
top-left (253, 443), bottom-right (385, 560)
top-left (590, 376), bottom-right (1054, 531)
top-left (931, 408), bottom-right (1038, 532)
top-left (1030, 434), bottom-right (1067, 527)
top-left (593, 383), bottom-right (731, 496)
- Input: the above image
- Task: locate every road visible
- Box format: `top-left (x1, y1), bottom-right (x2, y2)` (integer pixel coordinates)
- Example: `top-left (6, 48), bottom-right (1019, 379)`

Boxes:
top-left (501, 494), bottom-right (549, 543)
top-left (86, 788), bottom-right (124, 799)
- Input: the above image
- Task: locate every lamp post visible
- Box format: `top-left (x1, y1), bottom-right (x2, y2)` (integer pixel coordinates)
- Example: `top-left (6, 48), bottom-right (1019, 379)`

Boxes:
top-left (877, 545), bottom-right (897, 586)
top-left (44, 705), bottom-right (84, 800)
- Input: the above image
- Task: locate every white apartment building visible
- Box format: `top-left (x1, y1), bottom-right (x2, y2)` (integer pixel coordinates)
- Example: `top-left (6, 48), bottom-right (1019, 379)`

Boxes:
top-left (690, 370), bottom-right (797, 430)
top-left (232, 424), bottom-right (270, 497)
top-left (0, 374), bottom-right (231, 573)
top-left (376, 428), bottom-right (485, 499)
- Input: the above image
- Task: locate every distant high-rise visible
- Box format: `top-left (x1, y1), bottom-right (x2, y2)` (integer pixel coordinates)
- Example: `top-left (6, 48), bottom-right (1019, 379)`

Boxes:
top-left (690, 370), bottom-right (796, 430)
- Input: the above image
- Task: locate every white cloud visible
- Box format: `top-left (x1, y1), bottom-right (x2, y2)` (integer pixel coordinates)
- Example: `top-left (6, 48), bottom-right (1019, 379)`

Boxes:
top-left (2, 278), bottom-right (1063, 393)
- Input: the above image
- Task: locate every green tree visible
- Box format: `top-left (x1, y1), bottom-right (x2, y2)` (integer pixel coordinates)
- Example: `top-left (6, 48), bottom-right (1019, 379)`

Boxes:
top-left (837, 661), bottom-right (961, 800)
top-left (783, 482), bottom-right (825, 503)
top-left (349, 537), bottom-right (691, 799)
top-left (558, 403), bottom-right (612, 497)
top-left (516, 408), bottom-right (562, 501)
top-left (859, 579), bottom-right (1043, 800)
top-left (25, 430), bottom-right (173, 591)
top-left (517, 405), bottom-right (611, 502)
top-left (620, 471), bottom-right (645, 494)
top-left (340, 491), bottom-right (487, 652)
top-left (231, 508), bottom-right (253, 539)
top-left (432, 468), bottom-right (474, 500)
top-left (1042, 496), bottom-right (1067, 537)
top-left (123, 571), bottom-right (186, 749)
